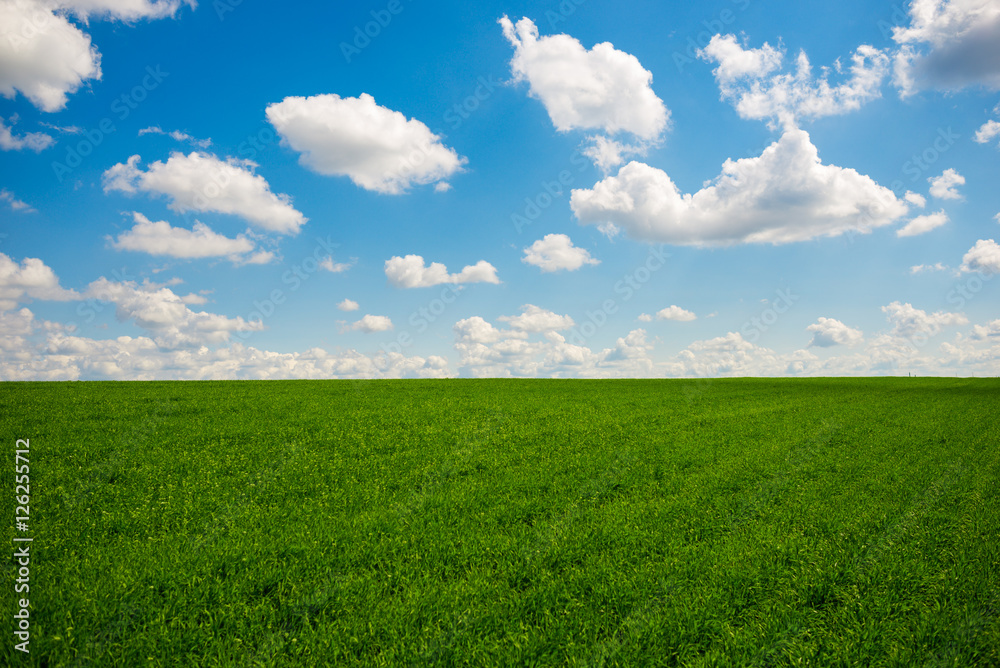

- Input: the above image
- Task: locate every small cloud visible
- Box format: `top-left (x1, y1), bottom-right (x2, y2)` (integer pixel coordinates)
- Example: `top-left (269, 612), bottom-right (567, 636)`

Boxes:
top-left (806, 317), bottom-right (863, 347)
top-left (897, 210), bottom-right (949, 237)
top-left (0, 189), bottom-right (36, 213)
top-left (974, 119), bottom-right (1000, 146)
top-left (637, 313), bottom-right (652, 322)
top-left (928, 169), bottom-right (964, 200)
top-left (319, 257), bottom-right (353, 273)
top-left (0, 117), bottom-right (54, 153)
top-left (139, 126), bottom-right (212, 148)
top-left (910, 262), bottom-right (948, 274)
top-left (522, 233), bottom-right (600, 272)
top-left (656, 305), bottom-right (696, 322)
top-left (347, 314), bottom-right (393, 333)
top-left (337, 299), bottom-right (359, 312)
top-left (904, 191), bottom-right (926, 208)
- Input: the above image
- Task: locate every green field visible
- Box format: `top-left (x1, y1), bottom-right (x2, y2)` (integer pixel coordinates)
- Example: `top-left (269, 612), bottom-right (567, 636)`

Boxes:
top-left (2, 378), bottom-right (998, 666)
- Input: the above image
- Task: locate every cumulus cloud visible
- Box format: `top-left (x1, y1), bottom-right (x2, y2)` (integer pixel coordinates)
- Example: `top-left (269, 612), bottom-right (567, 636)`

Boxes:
top-left (882, 300), bottom-right (968, 338)
top-left (0, 253), bottom-right (79, 311)
top-left (959, 238), bottom-right (1000, 274)
top-left (0, 189), bottom-right (36, 213)
top-left (384, 254), bottom-right (499, 288)
top-left (897, 210), bottom-right (949, 237)
top-left (498, 304), bottom-right (574, 332)
top-left (108, 212), bottom-right (267, 263)
top-left (266, 93), bottom-right (465, 194)
top-left (138, 126), bottom-right (212, 148)
top-left (0, 0), bottom-right (101, 112)
top-left (522, 233), bottom-right (599, 272)
top-left (974, 119), bottom-right (1000, 145)
top-left (0, 116), bottom-right (53, 151)
top-left (698, 34), bottom-right (890, 129)
top-left (102, 152), bottom-right (307, 234)
top-left (656, 305), bottom-right (697, 322)
top-left (84, 276), bottom-right (263, 348)
top-left (347, 314), bottom-right (393, 333)
top-left (891, 0), bottom-right (1000, 96)
top-left (806, 317), bottom-right (863, 347)
top-left (904, 191), bottom-right (927, 207)
top-left (928, 168), bottom-right (964, 199)
top-left (571, 128), bottom-right (908, 246)
top-left (337, 299), bottom-right (359, 312)
top-left (500, 15), bottom-right (669, 169)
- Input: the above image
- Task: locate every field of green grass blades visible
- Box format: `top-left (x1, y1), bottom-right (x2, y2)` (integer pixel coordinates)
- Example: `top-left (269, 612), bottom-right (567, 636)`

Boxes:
top-left (1, 377), bottom-right (999, 666)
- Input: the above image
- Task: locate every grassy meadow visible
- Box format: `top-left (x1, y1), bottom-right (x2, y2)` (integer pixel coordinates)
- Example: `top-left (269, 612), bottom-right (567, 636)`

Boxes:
top-left (1, 378), bottom-right (998, 666)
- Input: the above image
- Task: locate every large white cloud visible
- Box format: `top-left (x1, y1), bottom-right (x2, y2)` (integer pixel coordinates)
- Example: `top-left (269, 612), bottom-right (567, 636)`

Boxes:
top-left (522, 233), bottom-right (599, 272)
top-left (0, 116), bottom-right (54, 151)
top-left (892, 0), bottom-right (1000, 96)
top-left (108, 212), bottom-right (270, 263)
top-left (0, 0), bottom-right (101, 112)
top-left (0, 0), bottom-right (191, 112)
top-left (698, 34), bottom-right (889, 129)
top-left (384, 255), bottom-right (499, 288)
top-left (571, 128), bottom-right (908, 246)
top-left (265, 93), bottom-right (465, 194)
top-left (0, 253), bottom-right (79, 310)
top-left (500, 15), bottom-right (668, 169)
top-left (806, 317), bottom-right (863, 347)
top-left (500, 16), bottom-right (668, 139)
top-left (960, 238), bottom-right (1000, 274)
top-left (103, 152), bottom-right (307, 235)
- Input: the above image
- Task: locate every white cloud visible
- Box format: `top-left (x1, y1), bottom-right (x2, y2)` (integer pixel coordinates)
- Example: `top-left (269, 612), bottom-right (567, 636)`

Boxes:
top-left (102, 152), bottom-right (307, 235)
top-left (904, 191), bottom-right (927, 207)
top-left (637, 313), bottom-right (653, 323)
top-left (319, 257), bottom-right (352, 273)
top-left (698, 34), bottom-right (890, 129)
top-left (522, 233), bottom-right (599, 272)
top-left (108, 212), bottom-right (267, 263)
top-left (656, 305), bottom-right (697, 322)
top-left (0, 116), bottom-right (54, 151)
top-left (348, 314), bottom-right (393, 333)
top-left (974, 119), bottom-right (1000, 145)
top-left (265, 93), bottom-right (465, 194)
top-left (910, 262), bottom-right (948, 273)
top-left (498, 304), bottom-right (574, 332)
top-left (882, 301), bottom-right (968, 338)
top-left (571, 128), bottom-right (908, 246)
top-left (0, 0), bottom-right (101, 112)
top-left (928, 168), bottom-right (964, 199)
top-left (336, 299), bottom-right (359, 312)
top-left (0, 189), bottom-right (36, 213)
top-left (85, 276), bottom-right (263, 348)
top-left (891, 0), bottom-right (1000, 96)
top-left (54, 0), bottom-right (195, 21)
top-left (897, 210), bottom-right (949, 237)
top-left (500, 16), bottom-right (669, 142)
top-left (806, 317), bottom-right (863, 347)
top-left (960, 238), bottom-right (1000, 274)
top-left (969, 319), bottom-right (1000, 340)
top-left (0, 253), bottom-right (79, 311)
top-left (138, 126), bottom-right (212, 148)
top-left (384, 255), bottom-right (499, 288)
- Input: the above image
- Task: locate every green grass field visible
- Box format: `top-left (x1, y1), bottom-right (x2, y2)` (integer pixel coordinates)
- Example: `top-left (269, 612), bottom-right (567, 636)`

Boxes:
top-left (2, 378), bottom-right (998, 666)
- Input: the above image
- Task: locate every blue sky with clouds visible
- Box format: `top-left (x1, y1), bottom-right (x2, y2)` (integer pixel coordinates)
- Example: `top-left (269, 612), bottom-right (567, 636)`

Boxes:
top-left (1, 0), bottom-right (999, 380)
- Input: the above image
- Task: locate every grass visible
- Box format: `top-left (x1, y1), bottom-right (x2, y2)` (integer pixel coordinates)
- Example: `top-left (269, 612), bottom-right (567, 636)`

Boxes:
top-left (1, 377), bottom-right (998, 666)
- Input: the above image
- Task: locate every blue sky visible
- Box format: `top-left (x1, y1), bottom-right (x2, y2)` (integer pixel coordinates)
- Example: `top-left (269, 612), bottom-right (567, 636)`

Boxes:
top-left (1, 0), bottom-right (999, 379)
